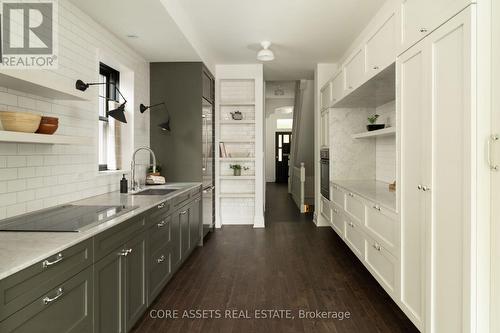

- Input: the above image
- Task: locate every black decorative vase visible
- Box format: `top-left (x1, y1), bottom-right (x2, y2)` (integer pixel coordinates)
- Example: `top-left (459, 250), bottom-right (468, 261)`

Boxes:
top-left (366, 124), bottom-right (385, 131)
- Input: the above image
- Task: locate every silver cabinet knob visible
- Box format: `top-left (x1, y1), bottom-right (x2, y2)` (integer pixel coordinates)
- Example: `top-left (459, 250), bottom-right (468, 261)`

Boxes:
top-left (372, 243), bottom-right (381, 251)
top-left (417, 185), bottom-right (423, 190)
top-left (422, 186), bottom-right (431, 192)
top-left (157, 202), bottom-right (165, 209)
top-left (373, 66), bottom-right (379, 70)
top-left (157, 255), bottom-right (166, 264)
top-left (348, 222), bottom-right (354, 228)
top-left (420, 28), bottom-right (428, 33)
top-left (157, 220), bottom-right (167, 228)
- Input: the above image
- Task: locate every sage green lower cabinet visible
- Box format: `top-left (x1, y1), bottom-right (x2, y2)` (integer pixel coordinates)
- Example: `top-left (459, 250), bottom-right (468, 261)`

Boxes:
top-left (180, 207), bottom-right (190, 258)
top-left (0, 267), bottom-right (93, 333)
top-left (94, 231), bottom-right (147, 333)
top-left (189, 196), bottom-right (202, 250)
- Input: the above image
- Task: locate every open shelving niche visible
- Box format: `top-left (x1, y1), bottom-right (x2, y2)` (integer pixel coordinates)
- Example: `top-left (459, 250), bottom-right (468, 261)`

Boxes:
top-left (218, 79), bottom-right (257, 225)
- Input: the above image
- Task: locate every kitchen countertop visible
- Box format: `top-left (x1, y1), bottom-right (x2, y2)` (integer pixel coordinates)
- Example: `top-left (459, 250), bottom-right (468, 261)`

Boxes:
top-left (0, 182), bottom-right (201, 281)
top-left (331, 179), bottom-right (397, 212)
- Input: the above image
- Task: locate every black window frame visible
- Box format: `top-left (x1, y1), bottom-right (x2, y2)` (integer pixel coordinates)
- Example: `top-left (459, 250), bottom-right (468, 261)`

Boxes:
top-left (98, 63), bottom-right (120, 171)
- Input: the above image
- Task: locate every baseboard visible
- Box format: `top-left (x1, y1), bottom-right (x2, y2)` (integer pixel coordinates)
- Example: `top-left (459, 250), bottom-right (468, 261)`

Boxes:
top-left (253, 214), bottom-right (265, 228)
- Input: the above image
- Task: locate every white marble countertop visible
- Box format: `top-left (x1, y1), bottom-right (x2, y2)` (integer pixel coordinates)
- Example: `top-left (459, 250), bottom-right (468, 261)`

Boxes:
top-left (0, 182), bottom-right (201, 281)
top-left (331, 179), bottom-right (397, 212)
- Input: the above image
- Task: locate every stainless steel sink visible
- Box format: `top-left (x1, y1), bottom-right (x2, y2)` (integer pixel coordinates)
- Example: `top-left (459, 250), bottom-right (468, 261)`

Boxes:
top-left (132, 188), bottom-right (178, 196)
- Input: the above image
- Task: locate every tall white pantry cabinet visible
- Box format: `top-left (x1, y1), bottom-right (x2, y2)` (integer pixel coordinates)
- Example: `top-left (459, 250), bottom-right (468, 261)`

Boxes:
top-left (399, 6), bottom-right (474, 333)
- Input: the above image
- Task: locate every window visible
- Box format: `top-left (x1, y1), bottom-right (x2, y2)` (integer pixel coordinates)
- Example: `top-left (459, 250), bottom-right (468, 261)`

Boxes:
top-left (98, 63), bottom-right (120, 171)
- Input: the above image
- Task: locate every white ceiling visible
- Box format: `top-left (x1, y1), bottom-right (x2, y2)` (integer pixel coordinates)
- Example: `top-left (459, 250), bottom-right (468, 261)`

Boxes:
top-left (69, 0), bottom-right (201, 62)
top-left (70, 0), bottom-right (385, 80)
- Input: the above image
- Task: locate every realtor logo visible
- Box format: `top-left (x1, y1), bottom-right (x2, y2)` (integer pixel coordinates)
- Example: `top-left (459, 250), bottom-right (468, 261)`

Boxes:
top-left (0, 0), bottom-right (58, 68)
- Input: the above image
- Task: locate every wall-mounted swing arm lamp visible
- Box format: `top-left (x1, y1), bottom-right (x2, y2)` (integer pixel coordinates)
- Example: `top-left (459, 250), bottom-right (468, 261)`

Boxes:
top-left (140, 102), bottom-right (171, 131)
top-left (75, 79), bottom-right (128, 123)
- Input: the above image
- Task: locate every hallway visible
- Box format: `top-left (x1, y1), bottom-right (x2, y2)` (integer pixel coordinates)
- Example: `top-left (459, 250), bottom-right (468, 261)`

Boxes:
top-left (131, 184), bottom-right (418, 333)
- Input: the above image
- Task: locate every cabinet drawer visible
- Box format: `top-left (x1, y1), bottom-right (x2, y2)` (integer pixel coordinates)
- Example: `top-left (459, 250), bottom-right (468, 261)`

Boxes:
top-left (148, 243), bottom-right (171, 302)
top-left (148, 215), bottom-right (172, 254)
top-left (365, 205), bottom-right (399, 255)
top-left (365, 238), bottom-right (398, 296)
top-left (320, 196), bottom-right (331, 222)
top-left (94, 214), bottom-right (146, 260)
top-left (0, 267), bottom-right (93, 333)
top-left (147, 200), bottom-right (172, 225)
top-left (345, 219), bottom-right (365, 260)
top-left (345, 192), bottom-right (365, 223)
top-left (0, 239), bottom-right (93, 321)
top-left (174, 192), bottom-right (191, 209)
top-left (330, 203), bottom-right (344, 237)
top-left (330, 184), bottom-right (345, 208)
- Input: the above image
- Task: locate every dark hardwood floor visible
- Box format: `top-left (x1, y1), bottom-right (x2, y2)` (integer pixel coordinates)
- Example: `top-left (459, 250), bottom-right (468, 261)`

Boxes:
top-left (131, 183), bottom-right (419, 333)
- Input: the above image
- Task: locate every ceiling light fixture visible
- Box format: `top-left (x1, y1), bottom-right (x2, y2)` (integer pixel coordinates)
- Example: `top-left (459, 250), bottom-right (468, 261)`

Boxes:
top-left (257, 41), bottom-right (274, 62)
top-left (140, 102), bottom-right (171, 131)
top-left (75, 79), bottom-right (128, 123)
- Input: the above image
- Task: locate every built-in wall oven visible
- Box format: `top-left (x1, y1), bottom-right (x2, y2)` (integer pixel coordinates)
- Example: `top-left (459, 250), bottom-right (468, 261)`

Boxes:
top-left (320, 149), bottom-right (330, 199)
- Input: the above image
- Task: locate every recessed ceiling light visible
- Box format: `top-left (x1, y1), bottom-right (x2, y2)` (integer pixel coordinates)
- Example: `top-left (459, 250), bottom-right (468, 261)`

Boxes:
top-left (257, 41), bottom-right (274, 62)
top-left (127, 35), bottom-right (139, 39)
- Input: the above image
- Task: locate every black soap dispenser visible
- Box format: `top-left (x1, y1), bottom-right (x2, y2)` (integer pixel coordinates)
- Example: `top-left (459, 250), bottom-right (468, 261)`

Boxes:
top-left (120, 174), bottom-right (128, 194)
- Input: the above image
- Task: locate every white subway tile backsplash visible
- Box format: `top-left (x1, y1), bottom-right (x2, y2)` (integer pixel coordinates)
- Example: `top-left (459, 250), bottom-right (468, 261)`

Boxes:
top-left (0, 0), bottom-right (149, 220)
top-left (7, 179), bottom-right (26, 192)
top-left (0, 169), bottom-right (17, 181)
top-left (7, 156), bottom-right (26, 168)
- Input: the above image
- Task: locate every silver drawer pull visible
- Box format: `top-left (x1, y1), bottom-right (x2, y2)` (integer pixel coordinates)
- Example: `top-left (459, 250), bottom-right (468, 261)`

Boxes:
top-left (372, 205), bottom-right (381, 211)
top-left (180, 210), bottom-right (188, 215)
top-left (119, 248), bottom-right (133, 256)
top-left (42, 287), bottom-right (64, 305)
top-left (349, 222), bottom-right (354, 228)
top-left (372, 243), bottom-right (381, 251)
top-left (348, 193), bottom-right (354, 197)
top-left (420, 28), bottom-right (428, 33)
top-left (42, 253), bottom-right (63, 268)
top-left (157, 255), bottom-right (166, 264)
top-left (157, 220), bottom-right (167, 228)
top-left (422, 185), bottom-right (431, 192)
top-left (157, 202), bottom-right (166, 209)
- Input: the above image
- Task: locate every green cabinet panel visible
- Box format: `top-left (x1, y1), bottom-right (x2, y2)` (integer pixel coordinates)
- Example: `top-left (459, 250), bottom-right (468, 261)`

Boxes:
top-left (0, 267), bottom-right (93, 333)
top-left (171, 211), bottom-right (181, 269)
top-left (148, 214), bottom-right (171, 254)
top-left (148, 243), bottom-right (171, 302)
top-left (93, 246), bottom-right (124, 333)
top-left (189, 196), bottom-right (202, 250)
top-left (124, 232), bottom-right (147, 331)
top-left (180, 207), bottom-right (190, 259)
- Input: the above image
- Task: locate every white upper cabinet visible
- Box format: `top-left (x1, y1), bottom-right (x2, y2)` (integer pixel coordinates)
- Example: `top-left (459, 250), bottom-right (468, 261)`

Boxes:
top-left (400, 0), bottom-right (473, 53)
top-left (320, 82), bottom-right (331, 111)
top-left (343, 48), bottom-right (366, 93)
top-left (330, 70), bottom-right (343, 105)
top-left (365, 12), bottom-right (397, 78)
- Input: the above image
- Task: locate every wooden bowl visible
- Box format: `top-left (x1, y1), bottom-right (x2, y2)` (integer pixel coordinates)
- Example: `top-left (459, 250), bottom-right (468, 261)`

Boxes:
top-left (0, 111), bottom-right (41, 133)
top-left (40, 116), bottom-right (59, 125)
top-left (36, 123), bottom-right (58, 135)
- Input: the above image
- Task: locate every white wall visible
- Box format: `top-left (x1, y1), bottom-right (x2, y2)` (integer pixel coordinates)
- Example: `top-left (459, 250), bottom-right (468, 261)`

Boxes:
top-left (265, 97), bottom-right (294, 183)
top-left (0, 0), bottom-right (149, 219)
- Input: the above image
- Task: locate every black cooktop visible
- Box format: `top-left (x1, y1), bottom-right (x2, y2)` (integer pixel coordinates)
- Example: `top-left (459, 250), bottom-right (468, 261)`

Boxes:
top-left (0, 204), bottom-right (137, 232)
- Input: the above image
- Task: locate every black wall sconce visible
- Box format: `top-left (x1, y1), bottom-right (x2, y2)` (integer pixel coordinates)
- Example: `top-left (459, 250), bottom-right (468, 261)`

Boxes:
top-left (75, 79), bottom-right (128, 123)
top-left (140, 102), bottom-right (171, 131)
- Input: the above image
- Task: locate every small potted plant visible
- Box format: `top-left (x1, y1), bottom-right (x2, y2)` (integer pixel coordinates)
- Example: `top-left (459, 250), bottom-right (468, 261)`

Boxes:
top-left (147, 165), bottom-right (162, 176)
top-left (229, 164), bottom-right (249, 176)
top-left (366, 114), bottom-right (385, 131)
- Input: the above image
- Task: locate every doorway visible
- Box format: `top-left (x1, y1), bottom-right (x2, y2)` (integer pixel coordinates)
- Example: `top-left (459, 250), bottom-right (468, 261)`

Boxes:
top-left (275, 132), bottom-right (291, 183)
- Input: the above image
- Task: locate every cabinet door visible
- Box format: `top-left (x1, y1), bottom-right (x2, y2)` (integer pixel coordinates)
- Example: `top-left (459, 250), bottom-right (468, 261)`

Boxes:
top-left (427, 9), bottom-right (472, 333)
top-left (180, 207), bottom-right (190, 258)
top-left (398, 35), bottom-right (428, 331)
top-left (202, 70), bottom-right (214, 103)
top-left (343, 48), bottom-right (365, 93)
top-left (320, 83), bottom-right (331, 111)
top-left (94, 248), bottom-right (125, 333)
top-left (365, 12), bottom-right (397, 77)
top-left (124, 232), bottom-right (147, 331)
top-left (330, 71), bottom-right (343, 105)
top-left (400, 0), bottom-right (472, 52)
top-left (189, 197), bottom-right (202, 251)
top-left (171, 211), bottom-right (181, 269)
top-left (0, 268), bottom-right (93, 333)
top-left (320, 110), bottom-right (329, 148)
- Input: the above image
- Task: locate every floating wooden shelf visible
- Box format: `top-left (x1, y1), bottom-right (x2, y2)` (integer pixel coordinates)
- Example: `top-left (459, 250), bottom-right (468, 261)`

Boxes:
top-left (219, 176), bottom-right (255, 180)
top-left (352, 127), bottom-right (396, 139)
top-left (0, 131), bottom-right (91, 145)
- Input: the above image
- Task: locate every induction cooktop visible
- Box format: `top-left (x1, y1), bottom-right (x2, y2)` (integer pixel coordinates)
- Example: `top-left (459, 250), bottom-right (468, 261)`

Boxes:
top-left (0, 204), bottom-right (137, 232)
